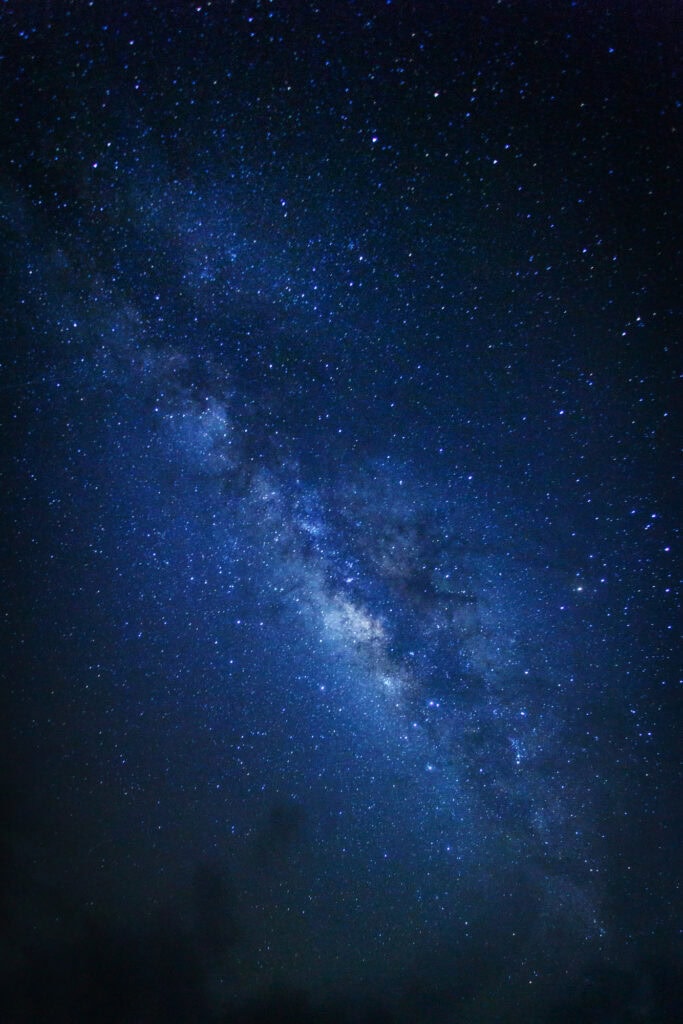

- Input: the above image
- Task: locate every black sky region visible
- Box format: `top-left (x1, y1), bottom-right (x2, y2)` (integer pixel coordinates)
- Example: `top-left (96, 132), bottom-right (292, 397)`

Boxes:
top-left (1, 2), bottom-right (681, 1022)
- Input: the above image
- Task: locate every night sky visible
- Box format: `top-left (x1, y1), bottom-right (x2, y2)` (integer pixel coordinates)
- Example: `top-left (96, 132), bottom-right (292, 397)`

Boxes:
top-left (1, 2), bottom-right (681, 1022)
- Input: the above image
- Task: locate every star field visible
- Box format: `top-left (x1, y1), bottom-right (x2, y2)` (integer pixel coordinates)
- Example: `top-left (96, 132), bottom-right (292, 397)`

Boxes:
top-left (1, 3), bottom-right (680, 1023)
